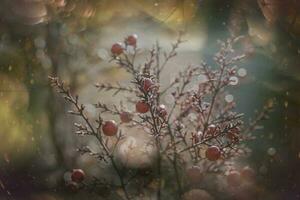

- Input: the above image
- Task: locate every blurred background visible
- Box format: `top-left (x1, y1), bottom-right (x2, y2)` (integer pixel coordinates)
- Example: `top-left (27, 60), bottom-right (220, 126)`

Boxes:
top-left (0, 0), bottom-right (300, 199)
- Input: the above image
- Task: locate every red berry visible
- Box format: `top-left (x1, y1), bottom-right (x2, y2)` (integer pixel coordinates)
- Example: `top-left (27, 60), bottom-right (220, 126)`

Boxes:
top-left (186, 166), bottom-right (203, 185)
top-left (66, 181), bottom-right (79, 192)
top-left (125, 34), bottom-right (138, 46)
top-left (102, 120), bottom-right (118, 136)
top-left (241, 166), bottom-right (255, 182)
top-left (111, 43), bottom-right (123, 55)
top-left (157, 104), bottom-right (167, 118)
top-left (71, 169), bottom-right (85, 183)
top-left (120, 111), bottom-right (133, 123)
top-left (205, 146), bottom-right (221, 161)
top-left (142, 78), bottom-right (154, 92)
top-left (227, 171), bottom-right (241, 187)
top-left (136, 101), bottom-right (149, 113)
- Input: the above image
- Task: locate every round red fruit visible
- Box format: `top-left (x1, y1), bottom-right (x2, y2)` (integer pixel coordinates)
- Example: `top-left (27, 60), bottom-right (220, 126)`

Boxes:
top-left (125, 34), bottom-right (138, 46)
top-left (120, 111), bottom-right (133, 123)
top-left (227, 171), bottom-right (241, 187)
top-left (102, 120), bottom-right (118, 136)
top-left (205, 146), bottom-right (221, 161)
top-left (142, 78), bottom-right (154, 92)
top-left (136, 101), bottom-right (149, 113)
top-left (71, 169), bottom-right (85, 183)
top-left (111, 43), bottom-right (123, 55)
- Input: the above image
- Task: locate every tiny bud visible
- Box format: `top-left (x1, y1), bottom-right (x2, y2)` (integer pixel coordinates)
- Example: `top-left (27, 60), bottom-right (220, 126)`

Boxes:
top-left (193, 131), bottom-right (203, 143)
top-left (228, 69), bottom-right (236, 76)
top-left (175, 121), bottom-right (185, 130)
top-left (157, 104), bottom-right (167, 118)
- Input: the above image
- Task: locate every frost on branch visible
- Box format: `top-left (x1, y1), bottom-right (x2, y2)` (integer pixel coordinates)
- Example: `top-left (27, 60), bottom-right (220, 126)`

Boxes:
top-left (49, 34), bottom-right (272, 200)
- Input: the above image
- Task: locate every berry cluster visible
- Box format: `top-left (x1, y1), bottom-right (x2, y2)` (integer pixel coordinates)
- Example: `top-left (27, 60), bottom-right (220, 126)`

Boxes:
top-left (49, 33), bottom-right (272, 200)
